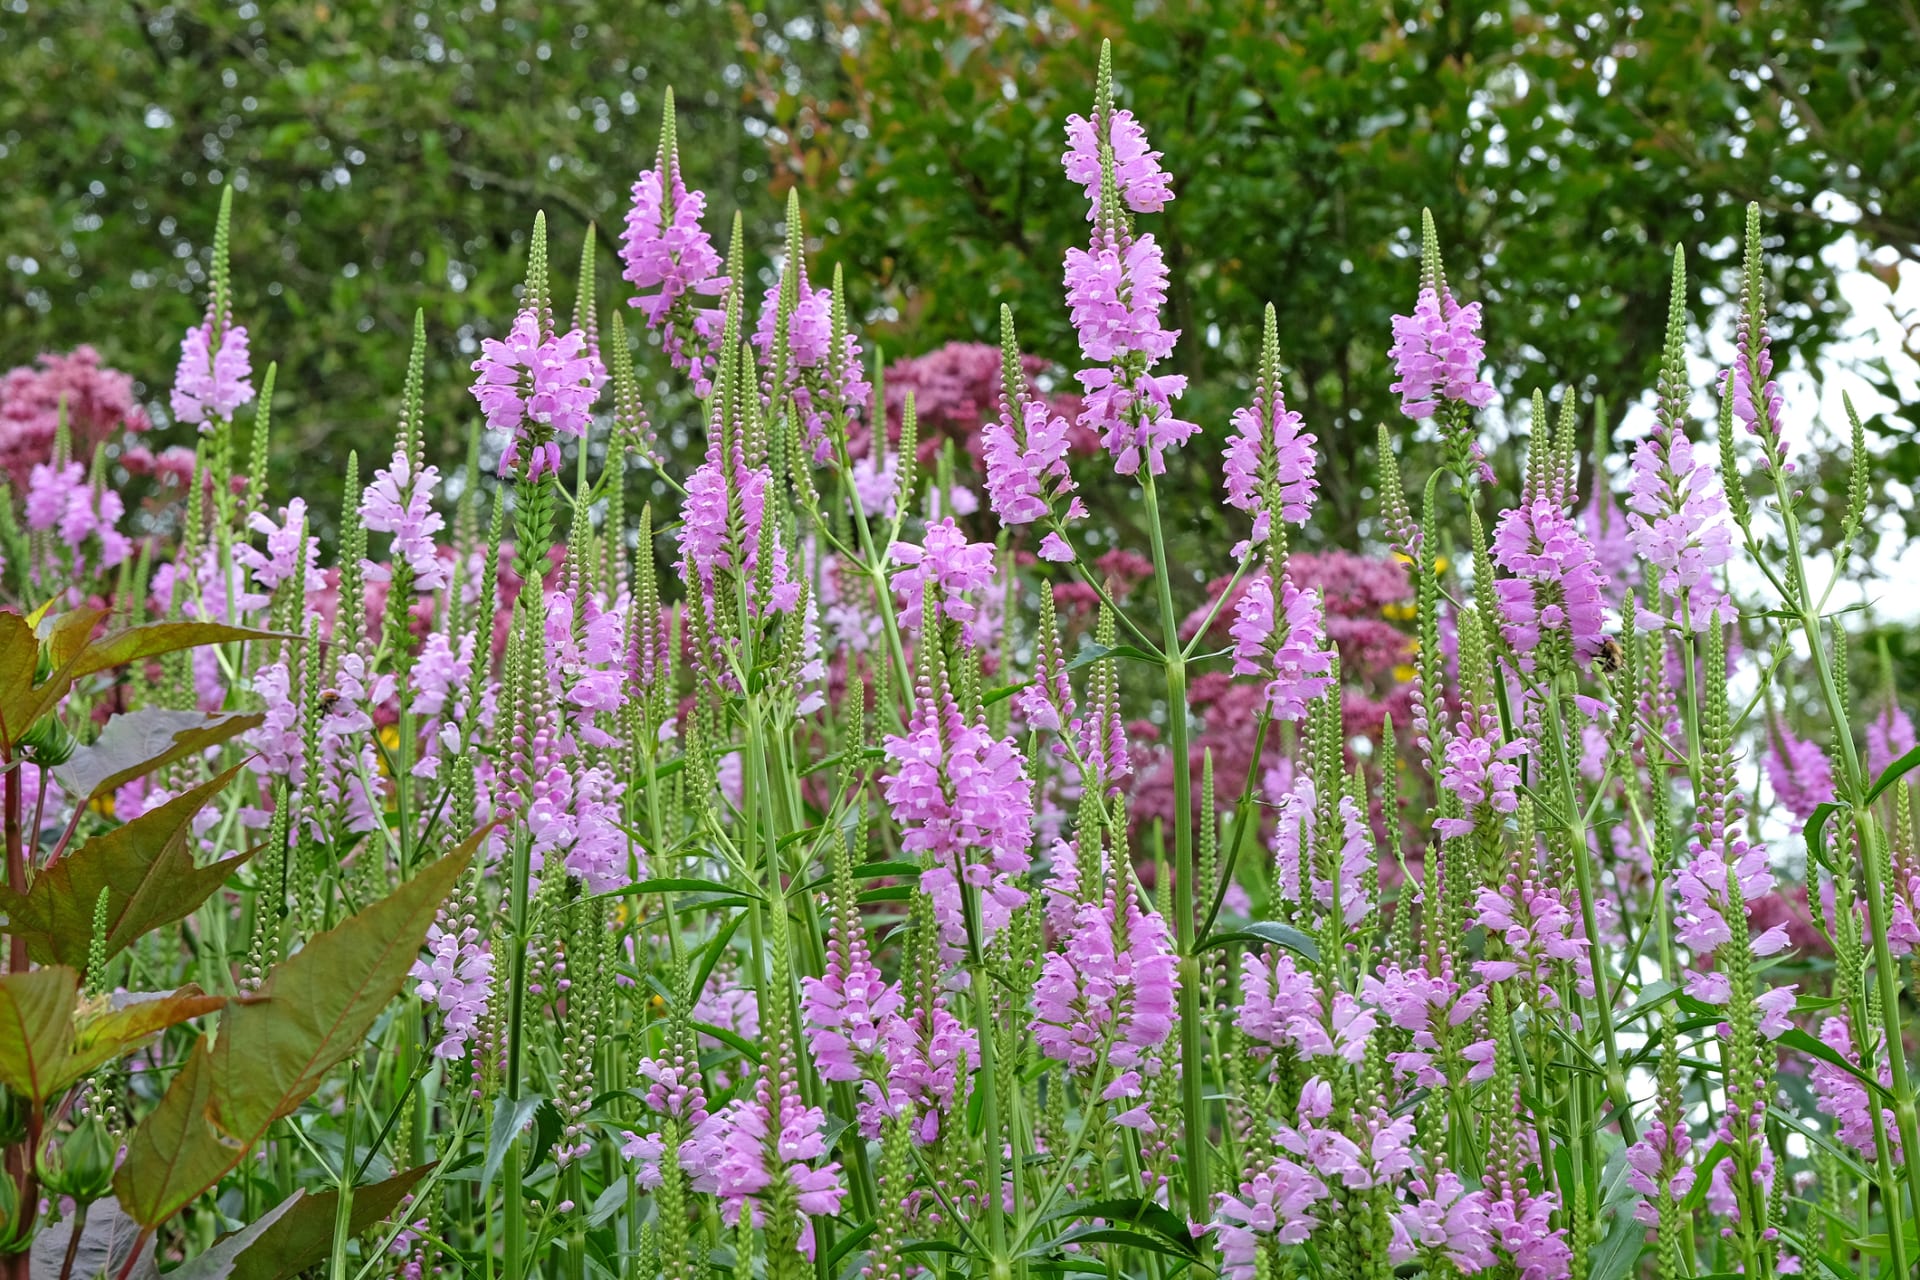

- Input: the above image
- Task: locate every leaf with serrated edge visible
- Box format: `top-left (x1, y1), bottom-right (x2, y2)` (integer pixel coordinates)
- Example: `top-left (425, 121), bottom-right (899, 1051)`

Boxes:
top-left (209, 836), bottom-right (477, 1138)
top-left (2, 764), bottom-right (252, 970)
top-left (168, 1164), bottom-right (432, 1280)
top-left (0, 965), bottom-right (79, 1102)
top-left (54, 708), bottom-right (264, 801)
top-left (114, 834), bottom-right (478, 1228)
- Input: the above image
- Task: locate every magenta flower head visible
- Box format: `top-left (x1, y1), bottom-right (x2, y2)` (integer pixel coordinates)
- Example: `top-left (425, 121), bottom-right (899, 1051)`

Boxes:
top-left (982, 307), bottom-right (1079, 532)
top-left (1490, 496), bottom-right (1609, 670)
top-left (1061, 45), bottom-right (1197, 478)
top-left (621, 90), bottom-right (728, 395)
top-left (1223, 305), bottom-right (1319, 554)
top-left (889, 518), bottom-right (998, 647)
top-left (1387, 286), bottom-right (1493, 420)
top-left (1229, 571), bottom-right (1334, 721)
top-left (360, 452), bottom-right (448, 593)
top-left (881, 676), bottom-right (1035, 957)
top-left (1210, 1157), bottom-right (1329, 1280)
top-left (469, 307), bottom-right (605, 479)
top-left (171, 317), bottom-right (255, 430)
top-left (1030, 860), bottom-right (1180, 1080)
top-left (1625, 420), bottom-right (1732, 604)
top-left (171, 186), bottom-right (255, 430)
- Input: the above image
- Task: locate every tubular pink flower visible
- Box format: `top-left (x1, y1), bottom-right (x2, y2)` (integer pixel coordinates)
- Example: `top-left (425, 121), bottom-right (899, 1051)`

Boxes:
top-left (889, 518), bottom-right (998, 646)
top-left (1391, 1169), bottom-right (1496, 1271)
top-left (1472, 878), bottom-right (1591, 1008)
top-left (410, 924), bottom-right (491, 1060)
top-left (982, 398), bottom-right (1076, 527)
top-left (1810, 1016), bottom-right (1900, 1163)
top-left (621, 153), bottom-right (727, 394)
top-left (1210, 1157), bottom-right (1329, 1280)
top-left (1388, 287), bottom-right (1493, 419)
top-left (1868, 703), bottom-right (1917, 778)
top-left (1222, 381), bottom-right (1318, 552)
top-left (1625, 422), bottom-right (1732, 595)
top-left (25, 459), bottom-right (131, 571)
top-left (171, 316), bottom-right (255, 428)
top-left (881, 684), bottom-right (1035, 954)
top-left (1765, 726), bottom-right (1835, 826)
top-left (1490, 496), bottom-right (1610, 668)
top-left (1434, 715), bottom-right (1527, 839)
top-left (360, 452), bottom-right (448, 592)
top-left (236, 497), bottom-right (323, 596)
top-left (861, 1003), bottom-right (978, 1145)
top-left (1229, 572), bottom-right (1334, 721)
top-left (469, 307), bottom-right (605, 478)
top-left (1030, 872), bottom-right (1179, 1073)
top-left (1062, 108), bottom-right (1173, 216)
top-left (801, 896), bottom-right (902, 1084)
top-left (714, 1073), bottom-right (847, 1260)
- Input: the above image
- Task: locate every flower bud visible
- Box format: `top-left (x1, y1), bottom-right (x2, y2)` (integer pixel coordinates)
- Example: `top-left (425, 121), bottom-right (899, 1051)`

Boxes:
top-left (19, 713), bottom-right (76, 767)
top-left (37, 1114), bottom-right (116, 1205)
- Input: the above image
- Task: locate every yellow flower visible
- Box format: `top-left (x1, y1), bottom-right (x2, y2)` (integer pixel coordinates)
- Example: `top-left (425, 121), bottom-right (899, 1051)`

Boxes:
top-left (1382, 602), bottom-right (1417, 622)
top-left (1393, 664), bottom-right (1418, 683)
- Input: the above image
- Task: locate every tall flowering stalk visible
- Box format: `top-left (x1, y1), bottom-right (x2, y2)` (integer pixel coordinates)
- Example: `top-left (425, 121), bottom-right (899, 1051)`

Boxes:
top-left (11, 50), bottom-right (1920, 1280)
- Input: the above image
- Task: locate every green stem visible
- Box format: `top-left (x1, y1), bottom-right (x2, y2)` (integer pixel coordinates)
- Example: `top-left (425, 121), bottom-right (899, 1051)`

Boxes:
top-left (1140, 471), bottom-right (1208, 1221)
top-left (1542, 677), bottom-right (1636, 1145)
top-left (329, 1054), bottom-right (360, 1280)
top-left (1772, 484), bottom-right (1920, 1245)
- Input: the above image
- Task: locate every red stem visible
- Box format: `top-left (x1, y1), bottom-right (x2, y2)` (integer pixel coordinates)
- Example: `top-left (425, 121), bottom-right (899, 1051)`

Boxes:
top-left (5, 759), bottom-right (25, 973)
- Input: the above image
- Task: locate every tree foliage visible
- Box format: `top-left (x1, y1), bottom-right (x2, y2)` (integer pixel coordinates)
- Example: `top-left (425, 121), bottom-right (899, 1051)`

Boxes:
top-left (747, 0), bottom-right (1920, 532)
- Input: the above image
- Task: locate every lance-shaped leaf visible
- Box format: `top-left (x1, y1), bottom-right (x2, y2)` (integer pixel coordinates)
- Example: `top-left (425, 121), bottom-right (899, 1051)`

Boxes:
top-left (0, 965), bottom-right (79, 1102)
top-left (54, 708), bottom-right (265, 803)
top-left (113, 833), bottom-right (478, 1227)
top-left (2, 764), bottom-right (252, 971)
top-left (167, 1164), bottom-right (432, 1280)
top-left (0, 968), bottom-right (222, 1104)
top-left (210, 835), bottom-right (477, 1137)
top-left (112, 1038), bottom-right (239, 1228)
top-left (0, 611), bottom-right (279, 745)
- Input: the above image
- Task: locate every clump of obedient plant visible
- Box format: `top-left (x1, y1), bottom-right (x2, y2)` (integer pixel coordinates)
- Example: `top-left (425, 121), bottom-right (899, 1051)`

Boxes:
top-left (4, 36), bottom-right (1919, 1280)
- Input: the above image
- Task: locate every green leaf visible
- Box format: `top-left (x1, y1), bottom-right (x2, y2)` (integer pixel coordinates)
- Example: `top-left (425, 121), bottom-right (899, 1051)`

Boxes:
top-left (209, 835), bottom-right (479, 1138)
top-left (482, 1095), bottom-right (544, 1200)
top-left (2, 763), bottom-right (253, 971)
top-left (1041, 1198), bottom-right (1197, 1258)
top-left (1065, 641), bottom-right (1161, 671)
top-left (53, 708), bottom-right (264, 802)
top-left (28, 1196), bottom-right (157, 1280)
top-left (690, 911), bottom-right (747, 1003)
top-left (1025, 1224), bottom-right (1197, 1260)
top-left (1866, 743), bottom-right (1920, 804)
top-left (113, 832), bottom-right (478, 1228)
top-left (169, 1164), bottom-right (433, 1280)
top-left (1587, 1198), bottom-right (1645, 1280)
top-left (1805, 800), bottom-right (1840, 869)
top-left (0, 965), bottom-right (78, 1102)
top-left (629, 876), bottom-right (761, 901)
top-left (1197, 921), bottom-right (1321, 963)
top-left (692, 1020), bottom-right (764, 1063)
top-left (1776, 1028), bottom-right (1897, 1106)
